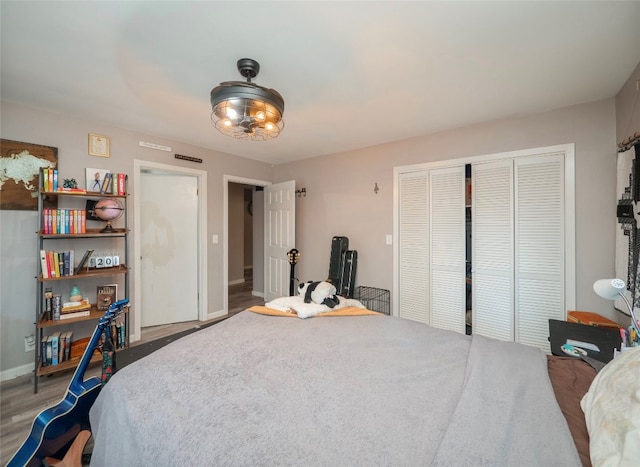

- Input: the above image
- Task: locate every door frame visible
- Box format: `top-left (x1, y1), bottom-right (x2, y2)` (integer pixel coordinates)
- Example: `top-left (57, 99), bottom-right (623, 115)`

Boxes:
top-left (223, 175), bottom-right (270, 314)
top-left (132, 160), bottom-right (208, 342)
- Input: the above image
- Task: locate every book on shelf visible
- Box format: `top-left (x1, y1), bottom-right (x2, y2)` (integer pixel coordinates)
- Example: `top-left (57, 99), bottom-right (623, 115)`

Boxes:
top-left (59, 331), bottom-right (66, 363)
top-left (117, 173), bottom-right (126, 195)
top-left (57, 187), bottom-right (87, 194)
top-left (54, 252), bottom-right (61, 277)
top-left (61, 298), bottom-right (91, 314)
top-left (109, 314), bottom-right (127, 349)
top-left (100, 172), bottom-right (113, 194)
top-left (45, 336), bottom-right (52, 366)
top-left (63, 251), bottom-right (71, 276)
top-left (118, 317), bottom-right (126, 349)
top-left (59, 309), bottom-right (91, 320)
top-left (52, 294), bottom-right (62, 320)
top-left (63, 332), bottom-right (72, 361)
top-left (41, 336), bottom-right (48, 367)
top-left (41, 168), bottom-right (48, 192)
top-left (51, 331), bottom-right (60, 365)
top-left (44, 288), bottom-right (53, 321)
top-left (96, 284), bottom-right (117, 311)
top-left (40, 249), bottom-right (49, 279)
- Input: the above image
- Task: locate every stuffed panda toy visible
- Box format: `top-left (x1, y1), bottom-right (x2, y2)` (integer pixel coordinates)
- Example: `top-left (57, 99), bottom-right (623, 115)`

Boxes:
top-left (298, 280), bottom-right (340, 308)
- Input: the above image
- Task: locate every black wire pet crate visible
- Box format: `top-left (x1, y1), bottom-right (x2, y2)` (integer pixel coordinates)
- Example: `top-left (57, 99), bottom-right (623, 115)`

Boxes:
top-left (354, 286), bottom-right (390, 315)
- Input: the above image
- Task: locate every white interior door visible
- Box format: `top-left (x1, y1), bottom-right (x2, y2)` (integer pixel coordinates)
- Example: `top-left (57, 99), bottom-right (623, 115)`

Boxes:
top-left (264, 180), bottom-right (295, 302)
top-left (140, 171), bottom-right (198, 327)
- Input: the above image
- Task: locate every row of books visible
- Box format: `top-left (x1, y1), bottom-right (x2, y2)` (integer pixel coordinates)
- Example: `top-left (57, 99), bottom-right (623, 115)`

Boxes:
top-left (41, 331), bottom-right (73, 366)
top-left (97, 172), bottom-right (127, 196)
top-left (105, 317), bottom-right (127, 349)
top-left (41, 322), bottom-right (127, 368)
top-left (41, 168), bottom-right (87, 194)
top-left (40, 248), bottom-right (94, 279)
top-left (41, 168), bottom-right (59, 193)
top-left (42, 208), bottom-right (87, 235)
top-left (40, 250), bottom-right (75, 279)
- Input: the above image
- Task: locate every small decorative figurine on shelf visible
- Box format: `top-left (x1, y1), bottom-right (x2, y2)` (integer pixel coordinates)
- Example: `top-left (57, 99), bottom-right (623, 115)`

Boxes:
top-left (69, 285), bottom-right (83, 302)
top-left (63, 178), bottom-right (78, 189)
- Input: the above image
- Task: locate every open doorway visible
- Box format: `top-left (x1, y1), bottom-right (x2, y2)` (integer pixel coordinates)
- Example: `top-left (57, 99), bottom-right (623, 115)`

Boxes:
top-left (223, 175), bottom-right (296, 315)
top-left (227, 182), bottom-right (265, 313)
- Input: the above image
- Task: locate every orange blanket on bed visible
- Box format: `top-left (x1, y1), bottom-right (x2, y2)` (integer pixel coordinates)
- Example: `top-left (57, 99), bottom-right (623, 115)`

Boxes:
top-left (247, 305), bottom-right (380, 318)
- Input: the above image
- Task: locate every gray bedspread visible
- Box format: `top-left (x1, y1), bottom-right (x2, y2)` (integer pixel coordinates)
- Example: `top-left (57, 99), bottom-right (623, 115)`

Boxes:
top-left (89, 311), bottom-right (580, 466)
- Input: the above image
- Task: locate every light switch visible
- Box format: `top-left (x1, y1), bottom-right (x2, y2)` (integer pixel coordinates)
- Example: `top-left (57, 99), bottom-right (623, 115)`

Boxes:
top-left (212, 234), bottom-right (219, 245)
top-left (386, 235), bottom-right (392, 245)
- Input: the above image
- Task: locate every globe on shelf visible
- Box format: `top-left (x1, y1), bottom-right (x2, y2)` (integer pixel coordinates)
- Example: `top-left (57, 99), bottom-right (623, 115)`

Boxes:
top-left (91, 198), bottom-right (124, 233)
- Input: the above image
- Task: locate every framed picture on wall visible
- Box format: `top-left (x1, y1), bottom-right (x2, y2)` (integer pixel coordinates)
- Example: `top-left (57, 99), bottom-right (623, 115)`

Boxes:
top-left (89, 133), bottom-right (110, 158)
top-left (0, 139), bottom-right (58, 211)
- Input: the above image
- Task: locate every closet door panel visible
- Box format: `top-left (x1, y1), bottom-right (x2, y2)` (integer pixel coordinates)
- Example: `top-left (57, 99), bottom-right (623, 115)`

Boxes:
top-left (472, 160), bottom-right (514, 341)
top-left (398, 172), bottom-right (429, 323)
top-left (430, 166), bottom-right (466, 333)
top-left (515, 154), bottom-right (565, 351)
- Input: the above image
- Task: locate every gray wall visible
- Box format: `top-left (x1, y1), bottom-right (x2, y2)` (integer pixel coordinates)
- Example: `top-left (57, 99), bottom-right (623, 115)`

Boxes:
top-left (275, 97), bottom-right (620, 321)
top-left (616, 62), bottom-right (640, 145)
top-left (2, 62), bottom-right (638, 377)
top-left (0, 101), bottom-right (273, 377)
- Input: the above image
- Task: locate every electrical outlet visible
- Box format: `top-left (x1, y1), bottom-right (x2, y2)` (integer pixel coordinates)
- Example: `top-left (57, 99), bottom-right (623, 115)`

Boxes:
top-left (24, 334), bottom-right (35, 352)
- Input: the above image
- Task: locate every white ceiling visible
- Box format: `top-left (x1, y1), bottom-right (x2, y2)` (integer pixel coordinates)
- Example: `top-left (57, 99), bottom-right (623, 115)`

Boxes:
top-left (2, 1), bottom-right (639, 165)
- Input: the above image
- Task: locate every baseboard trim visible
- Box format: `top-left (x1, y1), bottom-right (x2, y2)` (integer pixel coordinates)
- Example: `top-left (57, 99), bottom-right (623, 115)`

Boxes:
top-left (208, 309), bottom-right (227, 321)
top-left (1, 362), bottom-right (33, 382)
top-left (228, 278), bottom-right (245, 286)
top-left (252, 290), bottom-right (264, 298)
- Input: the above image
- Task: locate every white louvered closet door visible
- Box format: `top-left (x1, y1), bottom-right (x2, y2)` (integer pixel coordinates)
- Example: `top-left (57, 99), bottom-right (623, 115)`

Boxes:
top-left (472, 154), bottom-right (566, 350)
top-left (515, 154), bottom-right (565, 352)
top-left (472, 160), bottom-right (515, 341)
top-left (398, 171), bottom-right (429, 323)
top-left (430, 166), bottom-right (466, 333)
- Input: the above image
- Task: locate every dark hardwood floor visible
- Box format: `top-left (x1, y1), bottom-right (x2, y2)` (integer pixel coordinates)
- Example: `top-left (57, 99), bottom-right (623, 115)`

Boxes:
top-left (0, 268), bottom-right (264, 465)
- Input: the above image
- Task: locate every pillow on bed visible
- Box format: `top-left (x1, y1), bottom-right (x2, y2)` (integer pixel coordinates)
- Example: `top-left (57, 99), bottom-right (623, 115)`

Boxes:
top-left (580, 347), bottom-right (640, 466)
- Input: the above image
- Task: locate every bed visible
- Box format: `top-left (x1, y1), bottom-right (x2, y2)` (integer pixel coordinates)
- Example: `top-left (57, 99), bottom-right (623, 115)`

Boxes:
top-left (88, 307), bottom-right (638, 466)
